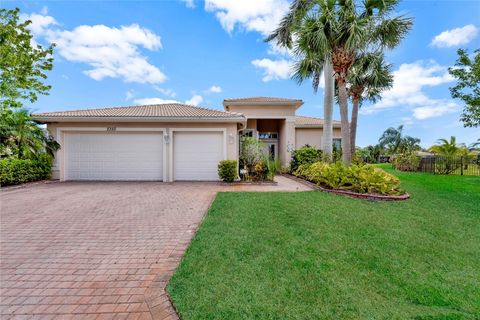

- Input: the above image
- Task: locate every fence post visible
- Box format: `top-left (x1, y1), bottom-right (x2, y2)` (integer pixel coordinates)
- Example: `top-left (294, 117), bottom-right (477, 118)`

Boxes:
top-left (460, 156), bottom-right (464, 176)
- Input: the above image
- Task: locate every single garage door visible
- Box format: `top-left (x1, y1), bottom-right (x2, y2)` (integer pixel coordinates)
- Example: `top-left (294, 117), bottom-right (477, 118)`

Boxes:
top-left (173, 131), bottom-right (224, 181)
top-left (64, 132), bottom-right (163, 181)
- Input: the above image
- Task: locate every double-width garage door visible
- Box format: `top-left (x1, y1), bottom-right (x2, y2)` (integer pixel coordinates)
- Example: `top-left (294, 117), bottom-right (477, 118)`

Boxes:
top-left (63, 130), bottom-right (224, 181)
top-left (64, 132), bottom-right (163, 181)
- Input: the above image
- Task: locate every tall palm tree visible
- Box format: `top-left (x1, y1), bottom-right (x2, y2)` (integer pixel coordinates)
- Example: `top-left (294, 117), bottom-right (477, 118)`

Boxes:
top-left (428, 136), bottom-right (465, 156)
top-left (347, 51), bottom-right (393, 159)
top-left (267, 0), bottom-right (412, 165)
top-left (0, 108), bottom-right (59, 158)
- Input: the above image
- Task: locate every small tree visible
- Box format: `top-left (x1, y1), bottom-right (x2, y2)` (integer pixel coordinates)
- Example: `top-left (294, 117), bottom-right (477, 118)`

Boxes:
top-left (448, 49), bottom-right (480, 128)
top-left (0, 8), bottom-right (54, 111)
top-left (239, 137), bottom-right (267, 180)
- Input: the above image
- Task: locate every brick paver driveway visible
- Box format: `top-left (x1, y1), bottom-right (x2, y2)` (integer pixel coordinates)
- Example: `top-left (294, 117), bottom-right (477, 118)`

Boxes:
top-left (0, 177), bottom-right (310, 319)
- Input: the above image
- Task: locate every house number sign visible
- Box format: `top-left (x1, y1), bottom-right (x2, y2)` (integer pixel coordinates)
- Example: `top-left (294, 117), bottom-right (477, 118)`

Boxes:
top-left (107, 127), bottom-right (116, 132)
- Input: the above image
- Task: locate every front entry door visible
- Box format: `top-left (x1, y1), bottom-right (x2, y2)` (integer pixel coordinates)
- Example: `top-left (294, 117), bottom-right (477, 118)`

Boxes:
top-left (266, 142), bottom-right (278, 161)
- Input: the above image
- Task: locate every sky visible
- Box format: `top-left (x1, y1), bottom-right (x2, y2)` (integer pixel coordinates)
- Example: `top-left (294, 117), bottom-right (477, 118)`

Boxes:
top-left (3, 0), bottom-right (480, 147)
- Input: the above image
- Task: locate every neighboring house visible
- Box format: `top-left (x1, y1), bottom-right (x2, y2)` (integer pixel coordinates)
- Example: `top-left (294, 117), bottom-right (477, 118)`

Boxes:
top-left (32, 97), bottom-right (341, 182)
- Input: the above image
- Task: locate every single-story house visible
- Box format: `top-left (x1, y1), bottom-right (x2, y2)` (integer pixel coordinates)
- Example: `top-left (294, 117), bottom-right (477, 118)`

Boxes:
top-left (32, 97), bottom-right (341, 181)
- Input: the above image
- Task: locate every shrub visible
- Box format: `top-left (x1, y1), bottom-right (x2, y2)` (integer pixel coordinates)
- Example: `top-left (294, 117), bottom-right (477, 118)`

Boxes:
top-left (290, 145), bottom-right (322, 173)
top-left (0, 154), bottom-right (52, 186)
top-left (392, 153), bottom-right (420, 171)
top-left (294, 161), bottom-right (403, 195)
top-left (218, 160), bottom-right (238, 182)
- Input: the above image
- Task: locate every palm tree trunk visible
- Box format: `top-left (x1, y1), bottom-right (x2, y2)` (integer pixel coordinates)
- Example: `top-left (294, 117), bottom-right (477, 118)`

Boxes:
top-left (322, 59), bottom-right (334, 161)
top-left (350, 97), bottom-right (359, 160)
top-left (337, 78), bottom-right (351, 165)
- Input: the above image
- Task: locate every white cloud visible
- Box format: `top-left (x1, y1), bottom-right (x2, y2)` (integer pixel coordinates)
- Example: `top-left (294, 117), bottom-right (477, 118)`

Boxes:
top-left (207, 85), bottom-right (222, 93)
top-left (185, 94), bottom-right (203, 106)
top-left (20, 12), bottom-right (58, 36)
top-left (412, 102), bottom-right (458, 120)
top-left (134, 97), bottom-right (179, 105)
top-left (361, 60), bottom-right (458, 120)
top-left (125, 90), bottom-right (135, 101)
top-left (24, 10), bottom-right (167, 84)
top-left (154, 86), bottom-right (177, 97)
top-left (181, 0), bottom-right (196, 8)
top-left (251, 58), bottom-right (292, 82)
top-left (431, 24), bottom-right (479, 48)
top-left (46, 24), bottom-right (166, 84)
top-left (204, 0), bottom-right (289, 36)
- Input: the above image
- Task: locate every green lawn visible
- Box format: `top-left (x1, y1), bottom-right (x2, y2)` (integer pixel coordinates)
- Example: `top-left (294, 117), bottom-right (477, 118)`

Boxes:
top-left (168, 168), bottom-right (480, 320)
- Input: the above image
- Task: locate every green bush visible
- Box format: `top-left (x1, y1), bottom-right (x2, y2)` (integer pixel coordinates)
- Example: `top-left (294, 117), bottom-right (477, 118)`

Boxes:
top-left (290, 145), bottom-right (322, 173)
top-left (0, 154), bottom-right (52, 186)
top-left (218, 160), bottom-right (238, 182)
top-left (294, 161), bottom-right (403, 195)
top-left (392, 153), bottom-right (420, 171)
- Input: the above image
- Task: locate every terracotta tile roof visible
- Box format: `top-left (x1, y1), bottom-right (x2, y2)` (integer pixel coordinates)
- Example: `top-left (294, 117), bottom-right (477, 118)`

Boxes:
top-left (224, 97), bottom-right (302, 103)
top-left (295, 115), bottom-right (341, 127)
top-left (32, 103), bottom-right (245, 121)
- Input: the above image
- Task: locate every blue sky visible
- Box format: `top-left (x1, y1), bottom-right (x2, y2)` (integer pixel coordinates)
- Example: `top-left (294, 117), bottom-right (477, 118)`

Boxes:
top-left (5, 0), bottom-right (480, 147)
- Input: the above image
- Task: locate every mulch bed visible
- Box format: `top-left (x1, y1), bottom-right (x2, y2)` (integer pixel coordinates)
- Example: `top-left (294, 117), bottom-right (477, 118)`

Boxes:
top-left (283, 174), bottom-right (410, 201)
top-left (220, 180), bottom-right (278, 186)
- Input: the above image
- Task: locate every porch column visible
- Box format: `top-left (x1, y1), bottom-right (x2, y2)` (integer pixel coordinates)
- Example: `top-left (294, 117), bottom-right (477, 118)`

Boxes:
top-left (279, 117), bottom-right (296, 168)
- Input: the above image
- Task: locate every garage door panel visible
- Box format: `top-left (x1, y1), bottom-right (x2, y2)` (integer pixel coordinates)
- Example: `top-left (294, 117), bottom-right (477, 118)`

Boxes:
top-left (173, 132), bottom-right (224, 181)
top-left (65, 132), bottom-right (163, 181)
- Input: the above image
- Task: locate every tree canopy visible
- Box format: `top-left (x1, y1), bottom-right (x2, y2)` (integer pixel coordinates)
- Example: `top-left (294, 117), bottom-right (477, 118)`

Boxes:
top-left (0, 8), bottom-right (54, 111)
top-left (448, 48), bottom-right (480, 128)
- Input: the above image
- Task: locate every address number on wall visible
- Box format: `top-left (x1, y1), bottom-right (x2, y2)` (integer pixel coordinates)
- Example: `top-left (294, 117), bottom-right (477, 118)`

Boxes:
top-left (107, 127), bottom-right (116, 132)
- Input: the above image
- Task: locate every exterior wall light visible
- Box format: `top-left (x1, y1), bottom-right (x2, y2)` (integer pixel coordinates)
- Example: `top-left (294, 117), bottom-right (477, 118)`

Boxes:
top-left (164, 134), bottom-right (170, 144)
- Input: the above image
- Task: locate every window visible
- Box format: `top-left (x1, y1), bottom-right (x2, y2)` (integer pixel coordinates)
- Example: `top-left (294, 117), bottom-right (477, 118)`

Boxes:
top-left (333, 138), bottom-right (342, 151)
top-left (258, 132), bottom-right (278, 140)
top-left (240, 129), bottom-right (256, 138)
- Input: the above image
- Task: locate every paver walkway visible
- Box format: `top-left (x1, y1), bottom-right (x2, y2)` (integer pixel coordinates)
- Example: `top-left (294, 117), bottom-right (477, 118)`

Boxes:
top-left (0, 177), bottom-right (310, 319)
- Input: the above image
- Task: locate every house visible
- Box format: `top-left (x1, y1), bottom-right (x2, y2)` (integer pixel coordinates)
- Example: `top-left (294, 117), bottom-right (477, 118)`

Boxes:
top-left (32, 97), bottom-right (342, 182)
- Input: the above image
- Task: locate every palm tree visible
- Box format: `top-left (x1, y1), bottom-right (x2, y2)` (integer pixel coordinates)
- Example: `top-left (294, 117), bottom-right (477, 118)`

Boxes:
top-left (428, 136), bottom-right (465, 156)
top-left (347, 51), bottom-right (393, 159)
top-left (378, 125), bottom-right (420, 154)
top-left (0, 108), bottom-right (59, 159)
top-left (469, 138), bottom-right (480, 149)
top-left (267, 0), bottom-right (412, 165)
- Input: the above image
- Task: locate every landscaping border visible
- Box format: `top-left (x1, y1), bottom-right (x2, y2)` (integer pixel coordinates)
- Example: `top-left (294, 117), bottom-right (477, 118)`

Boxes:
top-left (283, 174), bottom-right (410, 201)
top-left (220, 180), bottom-right (278, 186)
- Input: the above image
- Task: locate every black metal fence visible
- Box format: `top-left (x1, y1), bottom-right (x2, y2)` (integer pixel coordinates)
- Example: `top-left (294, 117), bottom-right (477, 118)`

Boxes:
top-left (418, 156), bottom-right (480, 176)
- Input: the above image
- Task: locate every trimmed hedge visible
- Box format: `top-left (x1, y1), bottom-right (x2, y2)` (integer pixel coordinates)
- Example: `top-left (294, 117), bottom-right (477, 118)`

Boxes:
top-left (392, 153), bottom-right (420, 171)
top-left (290, 145), bottom-right (322, 173)
top-left (218, 160), bottom-right (238, 182)
top-left (0, 154), bottom-right (52, 186)
top-left (294, 161), bottom-right (404, 195)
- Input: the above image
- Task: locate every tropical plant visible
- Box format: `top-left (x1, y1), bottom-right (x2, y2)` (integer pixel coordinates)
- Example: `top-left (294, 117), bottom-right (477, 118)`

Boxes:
top-left (391, 153), bottom-right (420, 171)
top-left (267, 0), bottom-right (412, 165)
top-left (218, 160), bottom-right (238, 182)
top-left (0, 8), bottom-right (54, 111)
top-left (378, 125), bottom-right (421, 154)
top-left (0, 108), bottom-right (59, 159)
top-left (470, 138), bottom-right (480, 149)
top-left (448, 48), bottom-right (480, 128)
top-left (428, 136), bottom-right (465, 156)
top-left (356, 144), bottom-right (383, 163)
top-left (294, 161), bottom-right (403, 195)
top-left (290, 145), bottom-right (322, 172)
top-left (348, 52), bottom-right (393, 158)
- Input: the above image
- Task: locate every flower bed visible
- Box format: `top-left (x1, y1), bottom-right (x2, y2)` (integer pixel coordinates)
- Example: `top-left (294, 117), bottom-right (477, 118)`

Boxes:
top-left (291, 161), bottom-right (409, 201)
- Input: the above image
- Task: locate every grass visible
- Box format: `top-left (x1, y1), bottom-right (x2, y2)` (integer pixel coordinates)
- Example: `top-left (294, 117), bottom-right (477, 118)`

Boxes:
top-left (167, 167), bottom-right (480, 320)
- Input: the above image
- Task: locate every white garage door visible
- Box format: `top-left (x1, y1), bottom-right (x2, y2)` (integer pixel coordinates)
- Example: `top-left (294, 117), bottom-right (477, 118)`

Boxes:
top-left (64, 132), bottom-right (163, 181)
top-left (173, 131), bottom-right (224, 181)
